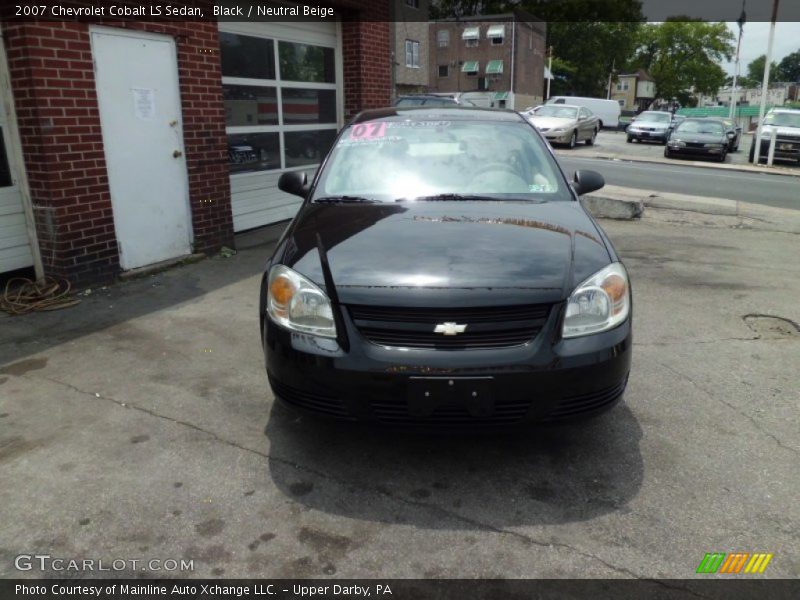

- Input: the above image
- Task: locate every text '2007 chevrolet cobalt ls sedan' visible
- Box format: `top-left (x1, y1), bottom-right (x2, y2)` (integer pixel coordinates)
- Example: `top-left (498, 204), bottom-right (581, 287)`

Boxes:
top-left (260, 108), bottom-right (632, 428)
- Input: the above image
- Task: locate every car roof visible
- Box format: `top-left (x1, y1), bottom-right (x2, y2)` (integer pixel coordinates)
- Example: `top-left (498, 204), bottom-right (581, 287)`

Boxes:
top-left (352, 107), bottom-right (527, 124)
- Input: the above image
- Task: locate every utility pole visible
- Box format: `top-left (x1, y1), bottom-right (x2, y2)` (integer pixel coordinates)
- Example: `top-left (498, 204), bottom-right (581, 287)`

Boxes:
top-left (607, 59), bottom-right (615, 100)
top-left (729, 1), bottom-right (746, 120)
top-left (545, 46), bottom-right (553, 101)
top-left (753, 0), bottom-right (779, 165)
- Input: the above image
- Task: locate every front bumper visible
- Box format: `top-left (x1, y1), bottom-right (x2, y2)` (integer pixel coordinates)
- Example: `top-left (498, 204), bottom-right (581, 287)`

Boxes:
top-left (264, 305), bottom-right (632, 429)
top-left (543, 131), bottom-right (574, 144)
top-left (667, 144), bottom-right (725, 157)
top-left (628, 129), bottom-right (669, 142)
top-left (756, 138), bottom-right (800, 161)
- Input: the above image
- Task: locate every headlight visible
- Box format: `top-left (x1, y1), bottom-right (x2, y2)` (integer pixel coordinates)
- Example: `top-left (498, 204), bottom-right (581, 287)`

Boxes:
top-left (267, 264), bottom-right (336, 338)
top-left (562, 263), bottom-right (630, 338)
top-left (670, 140), bottom-right (686, 147)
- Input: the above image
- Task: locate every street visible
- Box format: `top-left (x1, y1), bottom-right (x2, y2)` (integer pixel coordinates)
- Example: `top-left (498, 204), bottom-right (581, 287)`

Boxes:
top-left (2, 206), bottom-right (798, 580)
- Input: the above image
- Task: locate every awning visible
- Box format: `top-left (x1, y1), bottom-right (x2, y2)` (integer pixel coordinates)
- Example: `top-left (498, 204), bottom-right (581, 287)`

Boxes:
top-left (461, 61), bottom-right (479, 73)
top-left (486, 60), bottom-right (504, 75)
top-left (462, 27), bottom-right (480, 40)
top-left (487, 25), bottom-right (506, 38)
top-left (493, 92), bottom-right (509, 101)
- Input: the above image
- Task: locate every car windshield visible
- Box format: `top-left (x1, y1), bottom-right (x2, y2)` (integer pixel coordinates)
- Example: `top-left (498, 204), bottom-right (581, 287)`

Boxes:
top-left (638, 112), bottom-right (672, 123)
top-left (313, 118), bottom-right (569, 202)
top-left (534, 106), bottom-right (578, 119)
top-left (763, 112), bottom-right (800, 128)
top-left (676, 120), bottom-right (724, 135)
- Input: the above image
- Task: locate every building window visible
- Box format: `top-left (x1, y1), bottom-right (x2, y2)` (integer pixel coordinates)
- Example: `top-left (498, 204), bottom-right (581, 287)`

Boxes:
top-left (405, 0), bottom-right (419, 8)
top-left (461, 61), bottom-right (479, 77)
top-left (487, 25), bottom-right (505, 45)
top-left (437, 29), bottom-right (449, 48)
top-left (462, 27), bottom-right (480, 47)
top-left (405, 40), bottom-right (420, 68)
top-left (616, 81), bottom-right (629, 92)
top-left (220, 31), bottom-right (338, 174)
top-left (438, 64), bottom-right (449, 78)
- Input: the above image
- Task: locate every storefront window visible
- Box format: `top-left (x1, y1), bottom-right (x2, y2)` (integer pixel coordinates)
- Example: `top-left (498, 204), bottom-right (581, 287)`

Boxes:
top-left (278, 42), bottom-right (335, 83)
top-left (281, 89), bottom-right (337, 125)
top-left (227, 132), bottom-right (280, 174)
top-left (223, 86), bottom-right (278, 127)
top-left (220, 33), bottom-right (275, 80)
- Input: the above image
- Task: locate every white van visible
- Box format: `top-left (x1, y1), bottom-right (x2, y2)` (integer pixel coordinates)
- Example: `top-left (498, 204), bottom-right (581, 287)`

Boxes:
top-left (546, 96), bottom-right (621, 129)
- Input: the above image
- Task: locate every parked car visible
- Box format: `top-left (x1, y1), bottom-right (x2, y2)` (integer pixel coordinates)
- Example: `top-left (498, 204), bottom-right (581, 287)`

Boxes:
top-left (546, 96), bottom-right (621, 129)
top-left (626, 111), bottom-right (674, 144)
top-left (395, 94), bottom-right (477, 108)
top-left (664, 118), bottom-right (729, 162)
top-left (704, 117), bottom-right (742, 152)
top-left (263, 107), bottom-right (632, 428)
top-left (748, 108), bottom-right (800, 164)
top-left (526, 104), bottom-right (600, 148)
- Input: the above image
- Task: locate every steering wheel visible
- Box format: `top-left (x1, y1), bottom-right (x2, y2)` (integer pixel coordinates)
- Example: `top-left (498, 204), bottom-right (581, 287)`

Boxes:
top-left (471, 161), bottom-right (523, 178)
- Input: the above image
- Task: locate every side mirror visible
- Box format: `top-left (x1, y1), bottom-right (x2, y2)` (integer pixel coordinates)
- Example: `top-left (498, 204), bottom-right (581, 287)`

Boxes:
top-left (278, 171), bottom-right (309, 198)
top-left (573, 170), bottom-right (605, 196)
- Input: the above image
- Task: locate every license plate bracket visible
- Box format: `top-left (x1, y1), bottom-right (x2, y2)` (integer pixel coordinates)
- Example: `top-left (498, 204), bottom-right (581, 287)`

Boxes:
top-left (407, 377), bottom-right (494, 418)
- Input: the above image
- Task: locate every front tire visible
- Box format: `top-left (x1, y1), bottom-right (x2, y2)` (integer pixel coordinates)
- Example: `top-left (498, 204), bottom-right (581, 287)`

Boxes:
top-left (748, 143), bottom-right (755, 163)
top-left (627, 136), bottom-right (634, 143)
top-left (664, 147), bottom-right (672, 158)
top-left (568, 131), bottom-right (577, 149)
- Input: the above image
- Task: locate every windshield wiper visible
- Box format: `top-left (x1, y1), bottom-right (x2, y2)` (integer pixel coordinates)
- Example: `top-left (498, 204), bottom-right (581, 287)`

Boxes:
top-left (395, 193), bottom-right (504, 202)
top-left (312, 196), bottom-right (379, 204)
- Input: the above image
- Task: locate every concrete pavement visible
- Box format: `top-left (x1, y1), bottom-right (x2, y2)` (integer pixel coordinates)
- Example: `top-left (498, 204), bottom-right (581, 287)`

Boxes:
top-left (1, 213), bottom-right (798, 580)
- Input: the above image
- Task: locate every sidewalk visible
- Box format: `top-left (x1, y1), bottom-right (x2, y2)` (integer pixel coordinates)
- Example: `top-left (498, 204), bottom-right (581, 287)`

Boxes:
top-left (585, 184), bottom-right (800, 233)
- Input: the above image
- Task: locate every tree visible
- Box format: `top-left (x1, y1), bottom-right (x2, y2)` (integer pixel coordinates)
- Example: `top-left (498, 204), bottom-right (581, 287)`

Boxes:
top-left (746, 54), bottom-right (779, 83)
top-left (777, 50), bottom-right (800, 82)
top-left (521, 0), bottom-right (645, 97)
top-left (629, 19), bottom-right (734, 106)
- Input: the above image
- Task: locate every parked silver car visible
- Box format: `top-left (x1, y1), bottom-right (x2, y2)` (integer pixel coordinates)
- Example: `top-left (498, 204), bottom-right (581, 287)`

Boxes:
top-left (626, 110), bottom-right (674, 144)
top-left (525, 104), bottom-right (600, 148)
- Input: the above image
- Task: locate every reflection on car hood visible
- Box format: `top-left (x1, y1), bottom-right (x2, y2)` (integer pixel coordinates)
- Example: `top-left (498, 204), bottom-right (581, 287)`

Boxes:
top-left (528, 116), bottom-right (576, 129)
top-left (276, 201), bottom-right (611, 307)
top-left (630, 119), bottom-right (670, 129)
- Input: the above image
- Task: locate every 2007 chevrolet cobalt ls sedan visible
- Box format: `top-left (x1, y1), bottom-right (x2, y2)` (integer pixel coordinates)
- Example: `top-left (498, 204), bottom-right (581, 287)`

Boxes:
top-left (260, 108), bottom-right (632, 428)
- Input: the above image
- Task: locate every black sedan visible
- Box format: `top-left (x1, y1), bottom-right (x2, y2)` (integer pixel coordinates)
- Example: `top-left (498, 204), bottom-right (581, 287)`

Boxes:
top-left (261, 108), bottom-right (632, 428)
top-left (664, 118), bottom-right (729, 162)
top-left (705, 117), bottom-right (742, 152)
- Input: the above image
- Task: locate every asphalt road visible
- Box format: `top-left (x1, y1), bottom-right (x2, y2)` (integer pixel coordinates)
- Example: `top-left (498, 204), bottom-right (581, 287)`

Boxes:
top-left (558, 155), bottom-right (800, 211)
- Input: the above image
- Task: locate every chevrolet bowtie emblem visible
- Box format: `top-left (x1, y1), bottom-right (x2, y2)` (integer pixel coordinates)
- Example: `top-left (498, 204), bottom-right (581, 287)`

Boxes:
top-left (434, 322), bottom-right (467, 335)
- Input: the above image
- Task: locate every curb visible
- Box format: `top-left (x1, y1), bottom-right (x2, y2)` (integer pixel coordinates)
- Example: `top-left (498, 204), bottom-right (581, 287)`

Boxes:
top-left (585, 185), bottom-right (800, 233)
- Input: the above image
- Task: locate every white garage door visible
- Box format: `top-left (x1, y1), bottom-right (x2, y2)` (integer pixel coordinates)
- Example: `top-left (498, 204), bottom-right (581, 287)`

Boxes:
top-left (0, 75), bottom-right (34, 274)
top-left (219, 20), bottom-right (342, 232)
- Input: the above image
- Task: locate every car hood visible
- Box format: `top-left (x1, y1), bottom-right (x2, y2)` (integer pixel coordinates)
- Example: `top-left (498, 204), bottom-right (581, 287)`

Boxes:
top-left (760, 125), bottom-right (800, 137)
top-left (630, 120), bottom-right (670, 129)
top-left (275, 201), bottom-right (611, 307)
top-left (671, 132), bottom-right (726, 143)
top-left (528, 116), bottom-right (576, 130)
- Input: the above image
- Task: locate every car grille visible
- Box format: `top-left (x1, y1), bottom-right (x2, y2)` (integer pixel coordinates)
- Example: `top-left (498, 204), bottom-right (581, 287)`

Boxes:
top-left (371, 397), bottom-right (532, 426)
top-left (541, 378), bottom-right (628, 421)
top-left (686, 142), bottom-right (706, 148)
top-left (269, 377), bottom-right (354, 420)
top-left (347, 304), bottom-right (551, 350)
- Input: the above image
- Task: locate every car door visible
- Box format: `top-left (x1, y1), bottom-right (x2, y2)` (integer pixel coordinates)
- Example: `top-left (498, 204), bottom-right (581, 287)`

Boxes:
top-left (578, 108), bottom-right (593, 140)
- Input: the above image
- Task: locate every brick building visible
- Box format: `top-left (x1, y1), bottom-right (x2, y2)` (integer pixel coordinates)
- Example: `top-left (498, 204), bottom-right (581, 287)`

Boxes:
top-left (0, 1), bottom-right (391, 285)
top-left (391, 0), bottom-right (430, 97)
top-left (428, 10), bottom-right (546, 110)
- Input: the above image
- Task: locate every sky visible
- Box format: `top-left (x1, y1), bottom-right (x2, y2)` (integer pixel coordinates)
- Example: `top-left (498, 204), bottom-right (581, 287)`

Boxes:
top-left (722, 21), bottom-right (800, 77)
